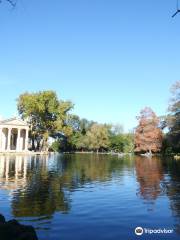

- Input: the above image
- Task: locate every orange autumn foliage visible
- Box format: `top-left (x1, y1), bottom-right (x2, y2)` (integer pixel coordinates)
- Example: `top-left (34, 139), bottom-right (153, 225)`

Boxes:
top-left (134, 107), bottom-right (163, 153)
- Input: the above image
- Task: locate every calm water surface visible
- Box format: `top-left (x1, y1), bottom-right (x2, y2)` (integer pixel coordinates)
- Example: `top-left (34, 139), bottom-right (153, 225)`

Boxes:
top-left (0, 154), bottom-right (180, 240)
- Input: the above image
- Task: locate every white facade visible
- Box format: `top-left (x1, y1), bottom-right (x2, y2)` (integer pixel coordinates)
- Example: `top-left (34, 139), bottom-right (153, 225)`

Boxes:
top-left (0, 118), bottom-right (29, 152)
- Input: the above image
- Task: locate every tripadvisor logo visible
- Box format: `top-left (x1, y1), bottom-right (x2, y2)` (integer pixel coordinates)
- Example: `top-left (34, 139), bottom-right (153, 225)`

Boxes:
top-left (134, 226), bottom-right (174, 236)
top-left (135, 227), bottom-right (143, 236)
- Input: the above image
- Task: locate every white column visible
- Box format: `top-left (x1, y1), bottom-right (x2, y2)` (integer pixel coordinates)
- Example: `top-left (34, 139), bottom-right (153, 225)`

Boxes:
top-left (16, 128), bottom-right (21, 152)
top-left (7, 128), bottom-right (12, 151)
top-left (5, 157), bottom-right (9, 181)
top-left (15, 156), bottom-right (18, 180)
top-left (0, 156), bottom-right (5, 178)
top-left (0, 128), bottom-right (2, 152)
top-left (23, 157), bottom-right (27, 180)
top-left (25, 129), bottom-right (29, 151)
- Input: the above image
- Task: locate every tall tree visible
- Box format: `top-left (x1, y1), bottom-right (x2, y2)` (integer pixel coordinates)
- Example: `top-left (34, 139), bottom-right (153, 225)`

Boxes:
top-left (167, 81), bottom-right (180, 152)
top-left (17, 91), bottom-right (73, 151)
top-left (109, 124), bottom-right (134, 153)
top-left (86, 123), bottom-right (110, 153)
top-left (134, 107), bottom-right (163, 153)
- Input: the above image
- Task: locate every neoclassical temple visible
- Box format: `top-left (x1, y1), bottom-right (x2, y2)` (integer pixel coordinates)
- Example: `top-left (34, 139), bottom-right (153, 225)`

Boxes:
top-left (0, 118), bottom-right (29, 152)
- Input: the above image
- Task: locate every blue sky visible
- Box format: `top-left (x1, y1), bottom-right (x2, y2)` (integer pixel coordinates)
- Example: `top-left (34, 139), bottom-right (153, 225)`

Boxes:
top-left (0, 0), bottom-right (179, 131)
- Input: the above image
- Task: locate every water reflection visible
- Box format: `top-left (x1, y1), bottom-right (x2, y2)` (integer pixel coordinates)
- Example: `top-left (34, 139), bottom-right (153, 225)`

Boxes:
top-left (135, 155), bottom-right (180, 233)
top-left (0, 154), bottom-right (134, 219)
top-left (0, 155), bottom-right (28, 190)
top-left (13, 156), bottom-right (69, 217)
top-left (164, 157), bottom-right (180, 233)
top-left (58, 154), bottom-right (134, 189)
top-left (0, 154), bottom-right (180, 239)
top-left (135, 156), bottom-right (164, 201)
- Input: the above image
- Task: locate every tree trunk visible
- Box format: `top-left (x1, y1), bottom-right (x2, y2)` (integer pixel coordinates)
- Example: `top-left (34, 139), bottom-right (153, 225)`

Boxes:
top-left (42, 137), bottom-right (49, 152)
top-left (32, 137), bottom-right (35, 151)
top-left (36, 140), bottom-right (40, 152)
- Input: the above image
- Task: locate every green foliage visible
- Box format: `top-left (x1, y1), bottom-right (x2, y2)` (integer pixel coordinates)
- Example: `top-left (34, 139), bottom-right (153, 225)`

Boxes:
top-left (165, 81), bottom-right (180, 153)
top-left (123, 134), bottom-right (134, 153)
top-left (109, 133), bottom-right (134, 153)
top-left (65, 123), bottom-right (111, 152)
top-left (109, 135), bottom-right (124, 152)
top-left (65, 132), bottom-right (86, 152)
top-left (17, 91), bottom-right (73, 151)
top-left (86, 124), bottom-right (110, 152)
top-left (50, 141), bottom-right (61, 152)
top-left (16, 91), bottom-right (134, 153)
top-left (79, 118), bottom-right (97, 135)
top-left (71, 133), bottom-right (89, 150)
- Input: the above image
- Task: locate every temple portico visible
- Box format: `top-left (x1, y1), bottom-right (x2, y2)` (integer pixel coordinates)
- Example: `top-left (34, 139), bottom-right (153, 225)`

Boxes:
top-left (0, 118), bottom-right (29, 153)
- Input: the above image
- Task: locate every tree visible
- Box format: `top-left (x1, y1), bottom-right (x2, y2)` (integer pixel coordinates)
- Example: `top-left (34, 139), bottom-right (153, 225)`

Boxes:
top-left (108, 124), bottom-right (134, 153)
top-left (109, 133), bottom-right (134, 153)
top-left (109, 134), bottom-right (124, 152)
top-left (166, 81), bottom-right (180, 152)
top-left (65, 114), bottom-right (81, 133)
top-left (70, 132), bottom-right (89, 151)
top-left (123, 133), bottom-right (134, 153)
top-left (17, 91), bottom-right (73, 151)
top-left (134, 107), bottom-right (163, 153)
top-left (79, 118), bottom-right (97, 135)
top-left (60, 117), bottom-right (97, 152)
top-left (86, 124), bottom-right (110, 153)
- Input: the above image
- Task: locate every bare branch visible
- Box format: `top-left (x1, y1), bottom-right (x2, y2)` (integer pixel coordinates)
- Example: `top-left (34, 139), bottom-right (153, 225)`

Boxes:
top-left (172, 0), bottom-right (180, 17)
top-left (172, 10), bottom-right (180, 18)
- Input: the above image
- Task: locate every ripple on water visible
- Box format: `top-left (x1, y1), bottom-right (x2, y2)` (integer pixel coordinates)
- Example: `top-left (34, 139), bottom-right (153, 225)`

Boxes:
top-left (0, 154), bottom-right (180, 240)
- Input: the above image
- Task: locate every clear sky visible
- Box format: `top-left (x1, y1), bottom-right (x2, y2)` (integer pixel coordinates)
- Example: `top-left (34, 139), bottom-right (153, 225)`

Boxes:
top-left (0, 0), bottom-right (179, 131)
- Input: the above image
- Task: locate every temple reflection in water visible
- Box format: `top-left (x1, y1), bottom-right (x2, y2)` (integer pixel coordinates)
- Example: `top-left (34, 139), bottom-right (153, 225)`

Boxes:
top-left (0, 154), bottom-right (70, 218)
top-left (0, 155), bottom-right (48, 191)
top-left (0, 154), bottom-right (180, 238)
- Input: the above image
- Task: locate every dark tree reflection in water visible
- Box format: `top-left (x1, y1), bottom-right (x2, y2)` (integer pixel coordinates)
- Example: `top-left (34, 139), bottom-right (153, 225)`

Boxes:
top-left (135, 156), bottom-right (164, 201)
top-left (0, 154), bottom-right (180, 240)
top-left (135, 155), bottom-right (180, 234)
top-left (163, 157), bottom-right (180, 234)
top-left (1, 154), bottom-right (133, 218)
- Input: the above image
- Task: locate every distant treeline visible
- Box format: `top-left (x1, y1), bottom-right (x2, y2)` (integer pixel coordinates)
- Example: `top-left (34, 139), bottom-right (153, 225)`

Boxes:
top-left (17, 81), bottom-right (179, 154)
top-left (51, 121), bottom-right (134, 153)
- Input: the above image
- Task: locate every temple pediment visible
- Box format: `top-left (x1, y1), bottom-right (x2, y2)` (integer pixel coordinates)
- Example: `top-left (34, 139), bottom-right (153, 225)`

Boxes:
top-left (0, 117), bottom-right (28, 127)
top-left (0, 117), bottom-right (29, 152)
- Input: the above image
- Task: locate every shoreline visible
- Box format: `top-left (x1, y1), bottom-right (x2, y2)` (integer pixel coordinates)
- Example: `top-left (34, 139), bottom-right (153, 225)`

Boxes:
top-left (0, 151), bottom-right (179, 159)
top-left (64, 151), bottom-right (133, 156)
top-left (0, 151), bottom-right (49, 156)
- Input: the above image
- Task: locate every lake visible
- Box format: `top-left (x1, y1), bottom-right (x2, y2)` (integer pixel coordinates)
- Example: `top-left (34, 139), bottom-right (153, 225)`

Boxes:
top-left (0, 153), bottom-right (180, 240)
